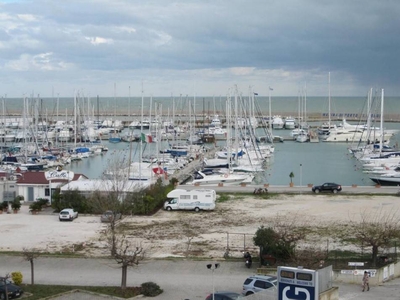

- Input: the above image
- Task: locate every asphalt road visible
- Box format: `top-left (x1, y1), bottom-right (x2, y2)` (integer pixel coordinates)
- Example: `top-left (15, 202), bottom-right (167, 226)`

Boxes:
top-left (181, 184), bottom-right (400, 195)
top-left (0, 255), bottom-right (399, 299)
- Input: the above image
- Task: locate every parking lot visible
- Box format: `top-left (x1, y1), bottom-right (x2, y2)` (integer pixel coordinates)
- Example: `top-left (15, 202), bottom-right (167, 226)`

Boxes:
top-left (0, 204), bottom-right (104, 253)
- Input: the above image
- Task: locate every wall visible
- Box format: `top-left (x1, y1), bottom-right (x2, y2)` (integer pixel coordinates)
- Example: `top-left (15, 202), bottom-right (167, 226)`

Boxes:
top-left (17, 184), bottom-right (49, 202)
top-left (0, 178), bottom-right (18, 202)
top-left (333, 261), bottom-right (400, 285)
top-left (319, 287), bottom-right (339, 300)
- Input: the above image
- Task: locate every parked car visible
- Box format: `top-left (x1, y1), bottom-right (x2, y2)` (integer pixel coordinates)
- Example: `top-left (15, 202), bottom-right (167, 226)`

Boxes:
top-left (100, 211), bottom-right (122, 223)
top-left (312, 182), bottom-right (342, 194)
top-left (59, 208), bottom-right (78, 221)
top-left (0, 279), bottom-right (24, 299)
top-left (242, 275), bottom-right (277, 296)
top-left (206, 291), bottom-right (244, 300)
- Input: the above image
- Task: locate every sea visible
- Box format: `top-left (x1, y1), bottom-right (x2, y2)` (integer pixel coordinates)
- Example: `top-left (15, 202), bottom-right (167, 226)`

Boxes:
top-left (4, 95), bottom-right (400, 186)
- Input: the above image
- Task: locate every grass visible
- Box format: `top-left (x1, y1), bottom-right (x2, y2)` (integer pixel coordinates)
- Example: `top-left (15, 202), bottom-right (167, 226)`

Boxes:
top-left (21, 284), bottom-right (142, 299)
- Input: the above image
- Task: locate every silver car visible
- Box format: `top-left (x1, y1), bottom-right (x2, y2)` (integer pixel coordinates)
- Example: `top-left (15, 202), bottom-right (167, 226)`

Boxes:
top-left (242, 275), bottom-right (277, 296)
top-left (59, 208), bottom-right (78, 221)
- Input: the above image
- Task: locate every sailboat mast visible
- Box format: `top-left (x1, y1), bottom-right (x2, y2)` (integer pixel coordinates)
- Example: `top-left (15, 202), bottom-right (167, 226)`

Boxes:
top-left (328, 72), bottom-right (331, 128)
top-left (268, 87), bottom-right (272, 132)
top-left (139, 81), bottom-right (144, 180)
top-left (379, 88), bottom-right (384, 153)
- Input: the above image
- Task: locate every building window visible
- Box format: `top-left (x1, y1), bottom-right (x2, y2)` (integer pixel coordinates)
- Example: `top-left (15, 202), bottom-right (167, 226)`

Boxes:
top-left (45, 188), bottom-right (50, 196)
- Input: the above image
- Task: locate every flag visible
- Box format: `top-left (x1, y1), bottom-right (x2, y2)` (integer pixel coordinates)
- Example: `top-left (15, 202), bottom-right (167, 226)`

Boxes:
top-left (152, 166), bottom-right (165, 175)
top-left (269, 87), bottom-right (273, 91)
top-left (254, 92), bottom-right (258, 96)
top-left (141, 133), bottom-right (153, 143)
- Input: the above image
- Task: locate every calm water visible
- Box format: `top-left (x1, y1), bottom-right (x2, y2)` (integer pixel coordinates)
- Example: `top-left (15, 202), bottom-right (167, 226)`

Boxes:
top-left (3, 95), bottom-right (400, 119)
top-left (67, 125), bottom-right (400, 187)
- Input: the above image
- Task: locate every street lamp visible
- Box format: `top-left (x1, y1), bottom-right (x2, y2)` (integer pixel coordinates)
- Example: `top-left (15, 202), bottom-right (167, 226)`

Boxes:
top-left (207, 263), bottom-right (220, 300)
top-left (300, 164), bottom-right (303, 188)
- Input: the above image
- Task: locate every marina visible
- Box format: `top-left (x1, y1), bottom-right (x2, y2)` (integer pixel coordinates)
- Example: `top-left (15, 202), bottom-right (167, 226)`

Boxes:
top-left (0, 93), bottom-right (399, 188)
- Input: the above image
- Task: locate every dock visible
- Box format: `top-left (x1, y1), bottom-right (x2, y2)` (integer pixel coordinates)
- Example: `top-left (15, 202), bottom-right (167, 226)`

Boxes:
top-left (171, 145), bottom-right (218, 184)
top-left (309, 130), bottom-right (319, 142)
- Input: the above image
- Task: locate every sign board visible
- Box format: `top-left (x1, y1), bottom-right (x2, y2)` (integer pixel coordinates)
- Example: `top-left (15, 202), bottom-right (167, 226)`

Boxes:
top-left (45, 170), bottom-right (74, 181)
top-left (3, 191), bottom-right (15, 202)
top-left (348, 262), bottom-right (364, 266)
top-left (278, 266), bottom-right (318, 300)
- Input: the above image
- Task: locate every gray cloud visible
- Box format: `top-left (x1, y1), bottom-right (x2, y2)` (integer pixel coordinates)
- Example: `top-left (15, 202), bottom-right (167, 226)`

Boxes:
top-left (0, 0), bottom-right (399, 97)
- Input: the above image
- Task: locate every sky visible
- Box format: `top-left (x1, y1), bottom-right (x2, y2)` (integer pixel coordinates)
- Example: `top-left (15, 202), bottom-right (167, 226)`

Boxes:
top-left (0, 0), bottom-right (400, 98)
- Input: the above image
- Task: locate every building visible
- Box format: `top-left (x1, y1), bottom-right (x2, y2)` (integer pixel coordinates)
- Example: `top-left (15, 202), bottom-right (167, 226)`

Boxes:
top-left (16, 171), bottom-right (88, 203)
top-left (60, 179), bottom-right (151, 199)
top-left (0, 172), bottom-right (19, 203)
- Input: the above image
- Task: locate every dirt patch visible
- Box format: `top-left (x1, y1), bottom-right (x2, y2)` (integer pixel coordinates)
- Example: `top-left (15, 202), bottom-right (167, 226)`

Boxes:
top-left (94, 194), bottom-right (400, 259)
top-left (2, 194), bottom-right (399, 259)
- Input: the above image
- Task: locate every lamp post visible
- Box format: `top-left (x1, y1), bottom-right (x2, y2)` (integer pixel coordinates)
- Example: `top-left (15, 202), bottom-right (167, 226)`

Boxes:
top-left (207, 263), bottom-right (220, 300)
top-left (300, 164), bottom-right (303, 188)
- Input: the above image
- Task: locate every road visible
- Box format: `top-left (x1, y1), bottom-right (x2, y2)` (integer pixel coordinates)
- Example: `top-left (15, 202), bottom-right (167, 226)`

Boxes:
top-left (181, 183), bottom-right (400, 195)
top-left (0, 255), bottom-right (399, 299)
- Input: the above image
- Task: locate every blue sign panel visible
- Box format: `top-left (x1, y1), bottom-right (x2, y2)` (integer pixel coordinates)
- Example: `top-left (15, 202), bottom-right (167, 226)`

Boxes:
top-left (279, 284), bottom-right (315, 300)
top-left (278, 267), bottom-right (318, 300)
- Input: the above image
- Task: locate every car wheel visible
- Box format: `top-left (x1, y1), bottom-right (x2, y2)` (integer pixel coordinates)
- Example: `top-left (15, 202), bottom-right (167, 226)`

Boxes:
top-left (246, 291), bottom-right (254, 296)
top-left (314, 189), bottom-right (320, 193)
top-left (333, 189), bottom-right (338, 194)
top-left (194, 207), bottom-right (200, 212)
top-left (76, 213), bottom-right (78, 218)
top-left (0, 292), bottom-right (6, 300)
top-left (59, 218), bottom-right (62, 221)
top-left (166, 206), bottom-right (172, 211)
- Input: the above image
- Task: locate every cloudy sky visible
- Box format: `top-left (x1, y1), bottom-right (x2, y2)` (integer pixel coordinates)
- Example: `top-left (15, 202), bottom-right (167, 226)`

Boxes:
top-left (0, 0), bottom-right (399, 98)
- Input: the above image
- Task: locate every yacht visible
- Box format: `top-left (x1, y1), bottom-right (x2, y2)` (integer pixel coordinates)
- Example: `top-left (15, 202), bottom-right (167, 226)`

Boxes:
top-left (271, 116), bottom-right (284, 129)
top-left (284, 116), bottom-right (296, 129)
top-left (190, 170), bottom-right (254, 186)
top-left (296, 131), bottom-right (309, 143)
top-left (369, 171), bottom-right (400, 186)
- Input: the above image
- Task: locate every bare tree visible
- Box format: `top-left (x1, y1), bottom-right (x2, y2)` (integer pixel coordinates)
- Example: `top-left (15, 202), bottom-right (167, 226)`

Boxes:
top-left (337, 209), bottom-right (400, 266)
top-left (92, 151), bottom-right (142, 256)
top-left (22, 248), bottom-right (41, 285)
top-left (107, 234), bottom-right (144, 289)
top-left (254, 212), bottom-right (312, 263)
top-left (180, 218), bottom-right (200, 257)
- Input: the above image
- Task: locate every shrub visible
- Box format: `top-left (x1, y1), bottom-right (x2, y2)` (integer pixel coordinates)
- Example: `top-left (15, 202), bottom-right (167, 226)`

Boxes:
top-left (29, 202), bottom-right (42, 211)
top-left (11, 271), bottom-right (23, 285)
top-left (12, 198), bottom-right (22, 210)
top-left (36, 198), bottom-right (49, 207)
top-left (1, 201), bottom-right (8, 210)
top-left (141, 282), bottom-right (163, 297)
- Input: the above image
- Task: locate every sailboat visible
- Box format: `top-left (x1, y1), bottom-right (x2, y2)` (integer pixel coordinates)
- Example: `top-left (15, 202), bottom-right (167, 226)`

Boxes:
top-left (190, 88), bottom-right (256, 186)
top-left (318, 72), bottom-right (337, 137)
top-left (295, 88), bottom-right (309, 143)
top-left (109, 84), bottom-right (121, 143)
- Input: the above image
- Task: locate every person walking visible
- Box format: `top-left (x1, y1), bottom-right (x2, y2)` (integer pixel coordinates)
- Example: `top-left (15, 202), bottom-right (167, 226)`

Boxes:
top-left (362, 271), bottom-right (370, 292)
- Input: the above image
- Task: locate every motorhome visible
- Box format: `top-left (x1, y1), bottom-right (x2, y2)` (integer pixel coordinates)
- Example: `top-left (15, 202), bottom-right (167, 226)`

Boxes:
top-left (164, 189), bottom-right (216, 211)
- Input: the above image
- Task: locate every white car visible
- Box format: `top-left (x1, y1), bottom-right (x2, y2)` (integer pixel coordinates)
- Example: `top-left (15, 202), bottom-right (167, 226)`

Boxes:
top-left (59, 208), bottom-right (78, 221)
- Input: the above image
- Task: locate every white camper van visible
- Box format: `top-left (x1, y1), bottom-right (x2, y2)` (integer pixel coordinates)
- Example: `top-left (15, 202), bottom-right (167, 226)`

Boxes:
top-left (164, 189), bottom-right (216, 211)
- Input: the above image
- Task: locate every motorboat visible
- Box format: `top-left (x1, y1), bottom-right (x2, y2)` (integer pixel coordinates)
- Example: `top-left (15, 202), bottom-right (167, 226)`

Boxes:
top-left (271, 115), bottom-right (284, 129)
top-left (190, 170), bottom-right (254, 186)
top-left (370, 171), bottom-right (400, 186)
top-left (317, 123), bottom-right (337, 136)
top-left (296, 131), bottom-right (309, 143)
top-left (284, 116), bottom-right (296, 129)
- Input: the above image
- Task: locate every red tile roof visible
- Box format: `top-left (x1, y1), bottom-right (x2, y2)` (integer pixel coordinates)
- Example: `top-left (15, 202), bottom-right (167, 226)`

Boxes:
top-left (16, 171), bottom-right (88, 185)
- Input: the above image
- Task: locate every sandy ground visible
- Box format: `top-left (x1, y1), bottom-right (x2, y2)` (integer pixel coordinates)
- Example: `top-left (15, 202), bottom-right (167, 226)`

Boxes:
top-left (1, 194), bottom-right (399, 258)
